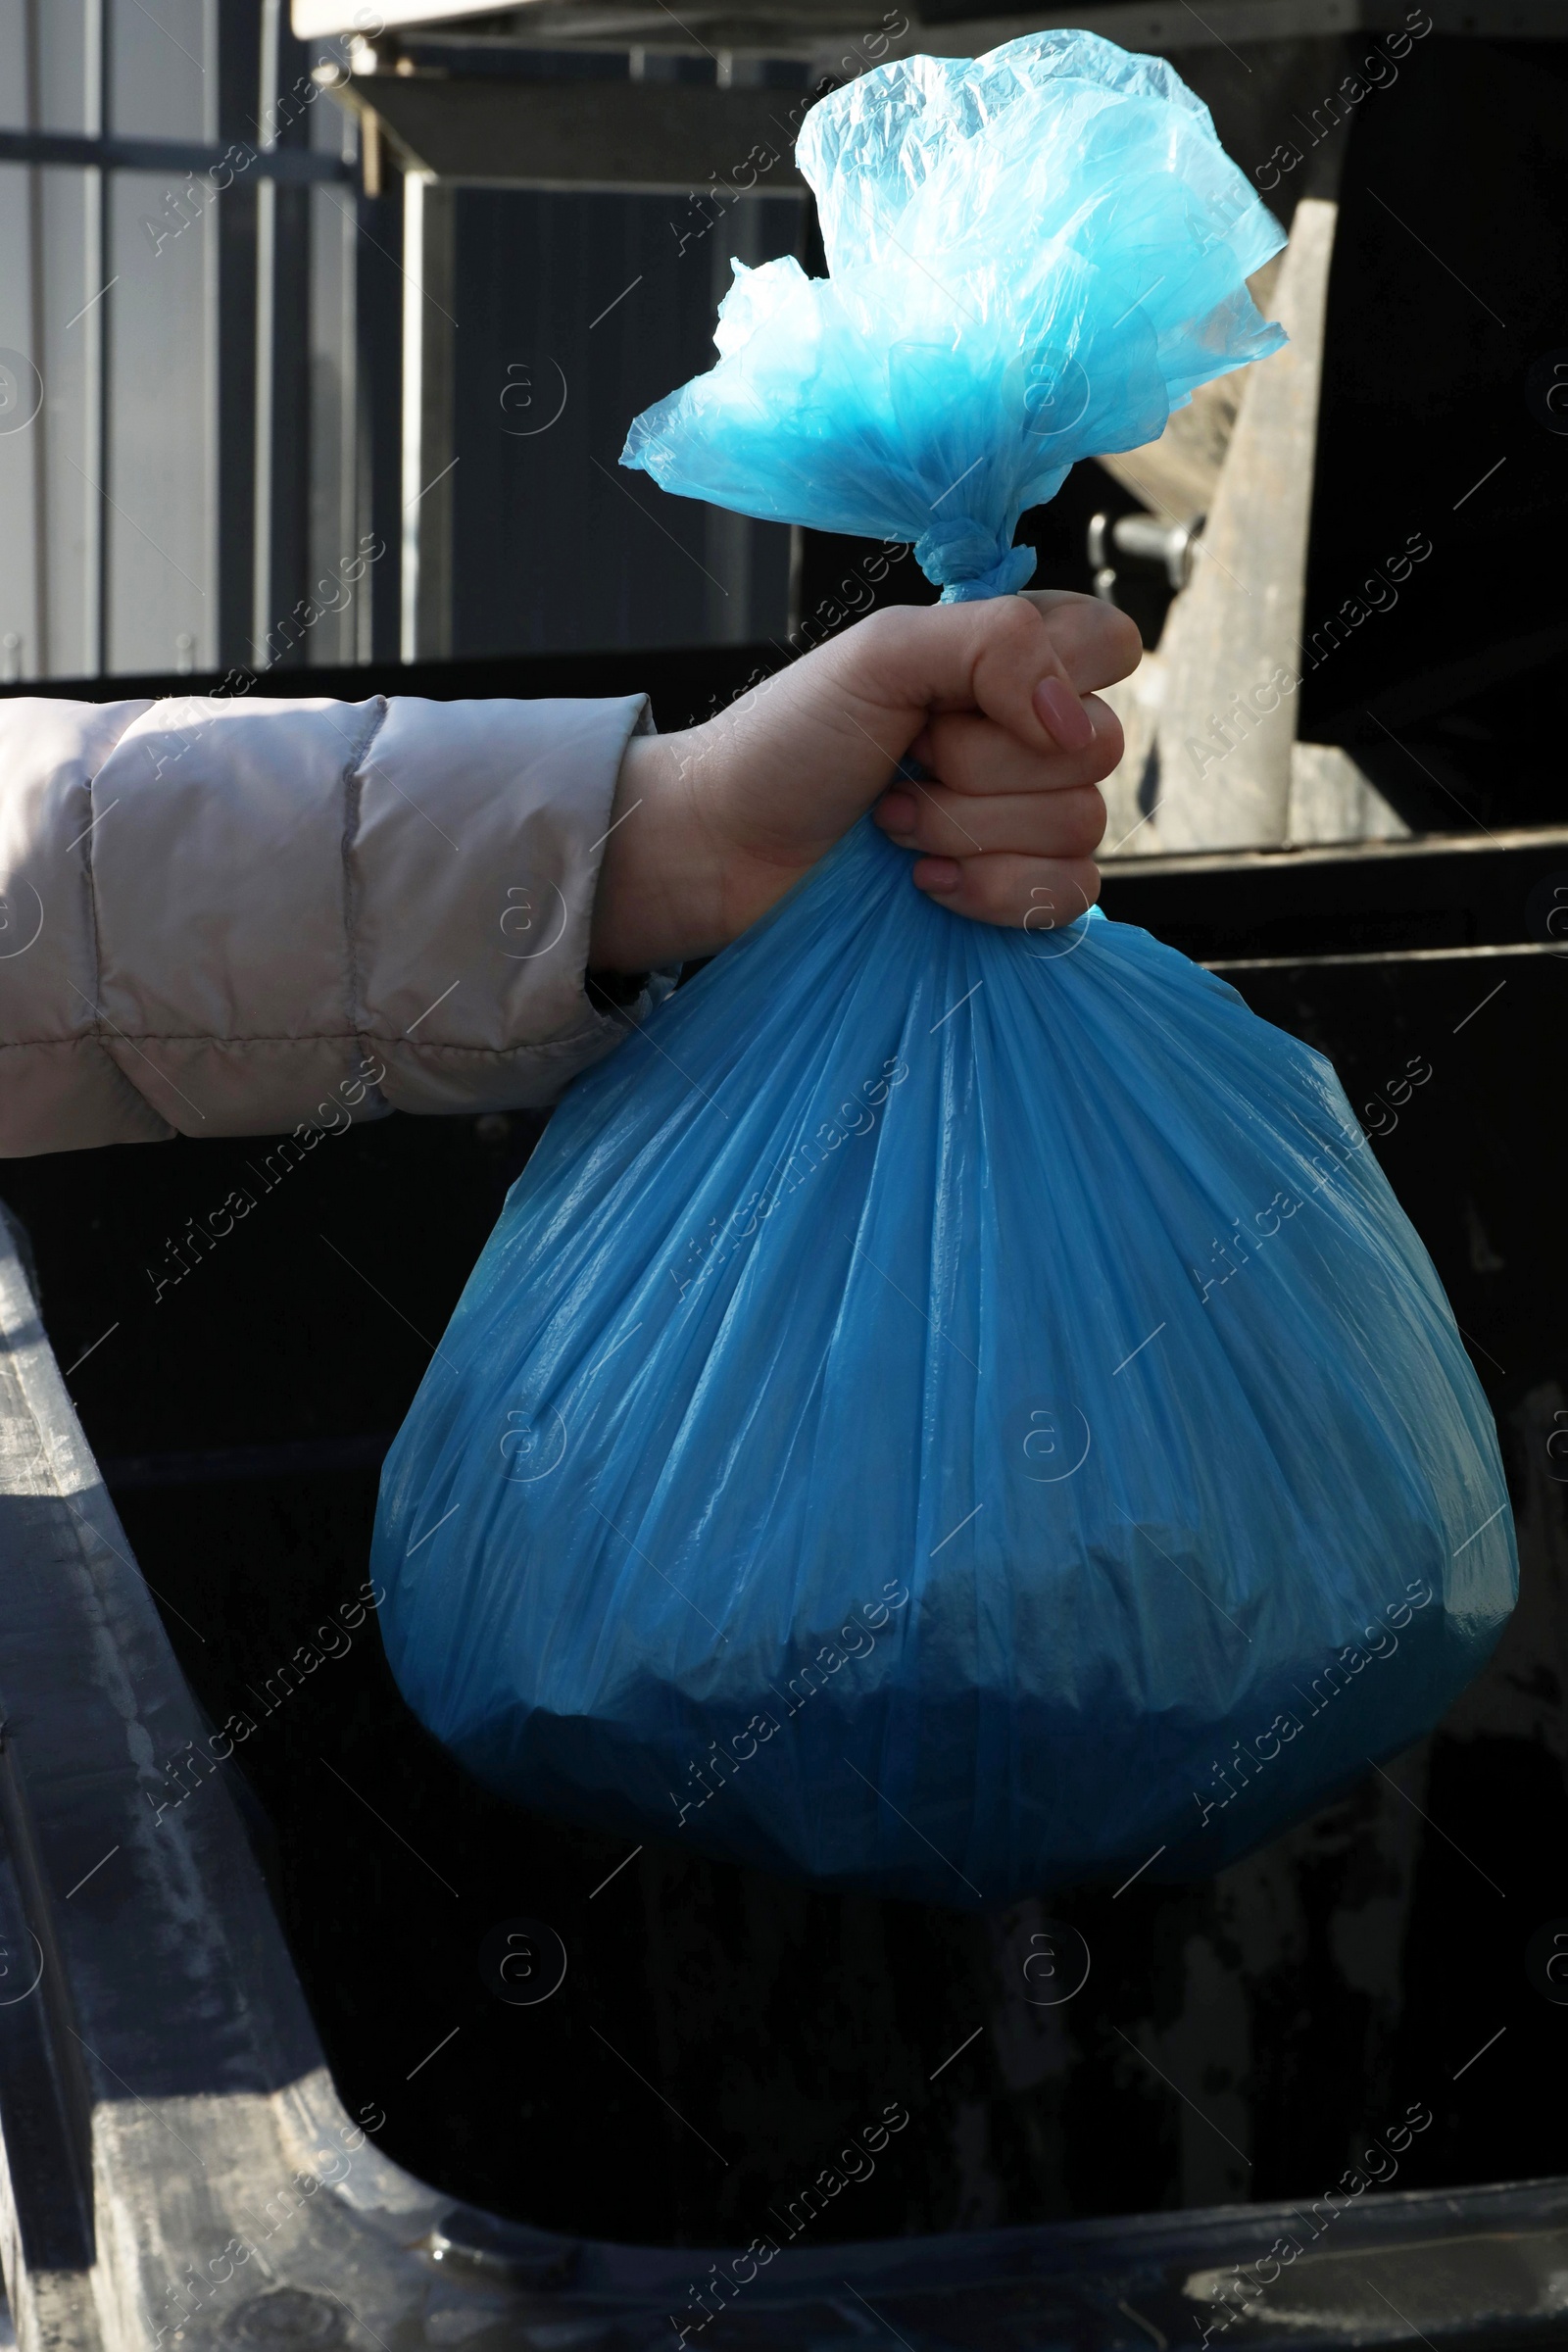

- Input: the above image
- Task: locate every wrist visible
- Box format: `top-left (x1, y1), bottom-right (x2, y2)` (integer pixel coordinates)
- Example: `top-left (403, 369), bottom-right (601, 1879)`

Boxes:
top-left (587, 728), bottom-right (724, 972)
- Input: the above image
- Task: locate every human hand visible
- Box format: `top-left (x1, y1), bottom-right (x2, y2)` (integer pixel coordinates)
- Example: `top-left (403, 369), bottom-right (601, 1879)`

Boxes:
top-left (588, 590), bottom-right (1141, 971)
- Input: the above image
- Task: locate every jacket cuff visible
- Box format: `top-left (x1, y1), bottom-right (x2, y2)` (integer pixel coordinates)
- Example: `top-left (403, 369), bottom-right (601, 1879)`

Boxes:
top-left (352, 691), bottom-right (662, 1116)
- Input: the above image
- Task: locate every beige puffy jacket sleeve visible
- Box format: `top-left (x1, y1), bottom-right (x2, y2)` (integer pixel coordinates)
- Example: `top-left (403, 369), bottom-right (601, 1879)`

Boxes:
top-left (0, 688), bottom-right (664, 1157)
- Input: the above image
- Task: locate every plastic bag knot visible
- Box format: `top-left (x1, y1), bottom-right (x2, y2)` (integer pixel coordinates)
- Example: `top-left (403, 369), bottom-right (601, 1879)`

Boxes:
top-left (915, 519), bottom-right (1038, 602)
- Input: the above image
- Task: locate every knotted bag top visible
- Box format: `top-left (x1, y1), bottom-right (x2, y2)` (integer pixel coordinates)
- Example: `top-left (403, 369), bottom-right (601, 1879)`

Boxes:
top-left (621, 28), bottom-right (1288, 599)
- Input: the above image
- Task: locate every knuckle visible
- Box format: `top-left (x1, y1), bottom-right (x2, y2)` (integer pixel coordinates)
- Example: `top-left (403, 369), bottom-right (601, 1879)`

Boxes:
top-left (1106, 611), bottom-right (1143, 674)
top-left (967, 857), bottom-right (1018, 920)
top-left (1066, 861), bottom-right (1102, 916)
top-left (1084, 707), bottom-right (1125, 778)
top-left (1054, 787), bottom-right (1105, 857)
top-left (976, 597), bottom-right (1042, 664)
top-left (862, 602), bottom-right (908, 649)
top-left (1018, 857), bottom-right (1100, 929)
top-left (998, 597), bottom-right (1045, 654)
top-left (1083, 731), bottom-right (1123, 786)
top-left (845, 605), bottom-right (911, 672)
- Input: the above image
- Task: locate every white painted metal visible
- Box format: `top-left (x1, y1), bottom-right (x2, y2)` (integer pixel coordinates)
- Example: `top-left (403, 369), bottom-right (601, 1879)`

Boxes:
top-left (293, 0), bottom-right (1568, 48)
top-left (1100, 198), bottom-right (1343, 858)
top-left (1155, 195), bottom-right (1340, 851)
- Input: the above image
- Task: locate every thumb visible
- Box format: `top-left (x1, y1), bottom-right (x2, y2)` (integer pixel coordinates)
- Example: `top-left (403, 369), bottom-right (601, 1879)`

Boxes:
top-left (710, 598), bottom-right (1098, 857)
top-left (817, 598), bottom-right (1100, 762)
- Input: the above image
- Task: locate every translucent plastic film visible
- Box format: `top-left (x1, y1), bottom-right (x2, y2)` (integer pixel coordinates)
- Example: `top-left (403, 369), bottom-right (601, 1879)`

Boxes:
top-left (622, 30), bottom-right (1288, 595)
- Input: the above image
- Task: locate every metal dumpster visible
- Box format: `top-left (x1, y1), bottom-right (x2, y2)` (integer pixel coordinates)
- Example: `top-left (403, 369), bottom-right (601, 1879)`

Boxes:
top-left (2, 645), bottom-right (1565, 2345)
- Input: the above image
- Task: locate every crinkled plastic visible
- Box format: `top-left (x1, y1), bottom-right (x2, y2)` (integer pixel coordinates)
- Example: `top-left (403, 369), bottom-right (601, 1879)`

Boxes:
top-left (621, 29), bottom-right (1288, 595)
top-left (373, 827), bottom-right (1515, 1904)
top-left (370, 32), bottom-right (1516, 1906)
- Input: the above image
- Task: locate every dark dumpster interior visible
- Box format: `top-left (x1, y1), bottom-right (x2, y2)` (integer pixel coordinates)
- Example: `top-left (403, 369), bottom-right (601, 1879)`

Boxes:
top-left (3, 804), bottom-right (1565, 2254)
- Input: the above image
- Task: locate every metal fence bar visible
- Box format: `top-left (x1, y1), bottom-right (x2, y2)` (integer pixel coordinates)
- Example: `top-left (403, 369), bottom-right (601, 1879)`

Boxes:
top-left (0, 131), bottom-right (353, 182)
top-left (85, 0), bottom-right (109, 680)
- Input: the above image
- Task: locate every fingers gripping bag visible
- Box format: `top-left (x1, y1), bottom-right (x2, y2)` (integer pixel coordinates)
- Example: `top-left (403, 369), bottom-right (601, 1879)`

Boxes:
top-left (371, 30), bottom-right (1516, 1907)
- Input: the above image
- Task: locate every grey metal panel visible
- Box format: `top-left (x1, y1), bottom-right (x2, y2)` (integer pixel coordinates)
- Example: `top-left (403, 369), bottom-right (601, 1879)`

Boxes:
top-left (25, 0), bottom-right (91, 139)
top-left (34, 167), bottom-right (99, 680)
top-left (0, 167), bottom-right (36, 680)
top-left (103, 168), bottom-right (216, 672)
top-left (107, 0), bottom-right (209, 141)
top-left (346, 74), bottom-right (808, 191)
top-left (0, 4), bottom-right (22, 133)
top-left (0, 5), bottom-right (105, 687)
top-left (0, 3), bottom-right (271, 684)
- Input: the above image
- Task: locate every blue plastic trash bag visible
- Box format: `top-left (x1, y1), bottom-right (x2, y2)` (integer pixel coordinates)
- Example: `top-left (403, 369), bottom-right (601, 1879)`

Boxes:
top-left (371, 30), bottom-right (1516, 1907)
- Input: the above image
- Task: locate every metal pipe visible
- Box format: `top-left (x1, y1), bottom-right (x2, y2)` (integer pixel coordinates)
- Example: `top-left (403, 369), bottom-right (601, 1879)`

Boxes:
top-left (252, 0), bottom-right (282, 665)
top-left (399, 168), bottom-right (429, 662)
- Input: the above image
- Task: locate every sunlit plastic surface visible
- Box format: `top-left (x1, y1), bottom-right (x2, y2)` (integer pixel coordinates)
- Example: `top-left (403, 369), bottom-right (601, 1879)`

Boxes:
top-left (622, 30), bottom-right (1288, 596)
